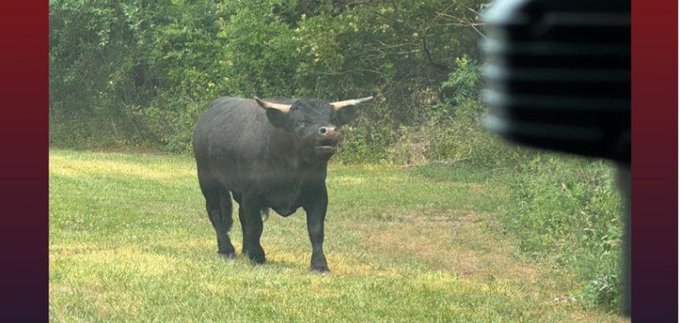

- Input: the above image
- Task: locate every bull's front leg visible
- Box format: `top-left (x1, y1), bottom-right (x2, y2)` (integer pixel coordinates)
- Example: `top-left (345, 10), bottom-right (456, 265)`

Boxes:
top-left (303, 184), bottom-right (329, 273)
top-left (241, 194), bottom-right (266, 264)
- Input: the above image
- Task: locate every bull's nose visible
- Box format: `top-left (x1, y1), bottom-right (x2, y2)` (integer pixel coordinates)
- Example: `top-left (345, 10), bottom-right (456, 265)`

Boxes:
top-left (319, 126), bottom-right (337, 138)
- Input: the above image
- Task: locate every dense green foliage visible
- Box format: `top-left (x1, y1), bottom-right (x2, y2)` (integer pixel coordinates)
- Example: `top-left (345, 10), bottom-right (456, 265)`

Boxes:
top-left (507, 156), bottom-right (623, 310)
top-left (50, 0), bottom-right (483, 155)
top-left (49, 0), bottom-right (624, 313)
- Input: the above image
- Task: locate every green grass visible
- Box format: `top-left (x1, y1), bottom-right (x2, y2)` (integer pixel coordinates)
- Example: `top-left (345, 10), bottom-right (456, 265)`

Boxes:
top-left (49, 149), bottom-right (627, 322)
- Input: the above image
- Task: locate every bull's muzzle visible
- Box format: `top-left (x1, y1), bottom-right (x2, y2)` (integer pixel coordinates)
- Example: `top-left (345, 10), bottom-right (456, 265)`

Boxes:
top-left (319, 126), bottom-right (337, 138)
top-left (315, 127), bottom-right (340, 157)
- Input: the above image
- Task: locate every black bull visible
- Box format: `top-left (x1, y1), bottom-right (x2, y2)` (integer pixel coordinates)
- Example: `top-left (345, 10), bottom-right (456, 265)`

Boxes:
top-left (192, 96), bottom-right (372, 272)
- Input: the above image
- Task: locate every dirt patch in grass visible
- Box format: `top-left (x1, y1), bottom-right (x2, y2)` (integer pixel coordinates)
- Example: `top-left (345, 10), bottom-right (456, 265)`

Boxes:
top-left (351, 211), bottom-right (632, 322)
top-left (351, 208), bottom-right (606, 307)
top-left (354, 211), bottom-right (540, 282)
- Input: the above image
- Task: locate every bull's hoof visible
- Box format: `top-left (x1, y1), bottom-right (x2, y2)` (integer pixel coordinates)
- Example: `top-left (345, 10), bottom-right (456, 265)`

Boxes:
top-left (218, 251), bottom-right (236, 260)
top-left (247, 247), bottom-right (266, 264)
top-left (249, 254), bottom-right (266, 264)
top-left (311, 265), bottom-right (330, 273)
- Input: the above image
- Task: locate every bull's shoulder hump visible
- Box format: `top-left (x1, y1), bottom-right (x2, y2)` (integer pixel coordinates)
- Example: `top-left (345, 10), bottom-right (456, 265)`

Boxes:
top-left (198, 97), bottom-right (269, 130)
top-left (210, 96), bottom-right (248, 107)
top-left (209, 96), bottom-right (263, 112)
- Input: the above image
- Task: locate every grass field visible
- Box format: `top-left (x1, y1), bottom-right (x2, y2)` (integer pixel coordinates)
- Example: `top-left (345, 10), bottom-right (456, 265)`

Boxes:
top-left (49, 149), bottom-right (627, 322)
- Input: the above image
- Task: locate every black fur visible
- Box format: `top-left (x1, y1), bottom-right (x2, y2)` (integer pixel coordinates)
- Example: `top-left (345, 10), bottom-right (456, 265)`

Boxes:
top-left (192, 96), bottom-right (359, 272)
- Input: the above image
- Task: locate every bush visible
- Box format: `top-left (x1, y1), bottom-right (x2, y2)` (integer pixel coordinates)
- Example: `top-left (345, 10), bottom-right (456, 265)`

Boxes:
top-left (49, 0), bottom-right (484, 154)
top-left (348, 56), bottom-right (522, 167)
top-left (506, 154), bottom-right (623, 311)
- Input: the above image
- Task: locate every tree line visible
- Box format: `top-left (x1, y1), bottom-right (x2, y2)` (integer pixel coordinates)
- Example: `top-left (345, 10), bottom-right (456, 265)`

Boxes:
top-left (50, 0), bottom-right (488, 161)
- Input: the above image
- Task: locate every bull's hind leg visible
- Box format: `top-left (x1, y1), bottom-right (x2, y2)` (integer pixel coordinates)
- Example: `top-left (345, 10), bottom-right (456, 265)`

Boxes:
top-left (198, 174), bottom-right (236, 258)
top-left (237, 203), bottom-right (248, 255)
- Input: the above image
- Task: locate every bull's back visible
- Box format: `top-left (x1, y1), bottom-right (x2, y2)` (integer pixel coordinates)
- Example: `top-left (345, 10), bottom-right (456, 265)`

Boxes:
top-left (192, 97), bottom-right (281, 191)
top-left (193, 97), bottom-right (259, 149)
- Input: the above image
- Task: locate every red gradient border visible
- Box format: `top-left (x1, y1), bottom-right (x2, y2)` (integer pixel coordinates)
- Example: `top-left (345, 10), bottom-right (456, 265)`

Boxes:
top-left (0, 1), bottom-right (49, 321)
top-left (631, 0), bottom-right (678, 320)
top-left (0, 0), bottom-right (676, 320)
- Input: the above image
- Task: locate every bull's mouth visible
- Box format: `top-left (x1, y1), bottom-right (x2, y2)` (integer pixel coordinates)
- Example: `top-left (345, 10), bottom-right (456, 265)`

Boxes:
top-left (316, 146), bottom-right (337, 152)
top-left (315, 139), bottom-right (338, 154)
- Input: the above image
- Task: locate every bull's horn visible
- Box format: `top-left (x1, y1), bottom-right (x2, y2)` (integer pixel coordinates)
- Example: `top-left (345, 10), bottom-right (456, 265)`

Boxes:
top-left (254, 97), bottom-right (292, 113)
top-left (330, 96), bottom-right (374, 110)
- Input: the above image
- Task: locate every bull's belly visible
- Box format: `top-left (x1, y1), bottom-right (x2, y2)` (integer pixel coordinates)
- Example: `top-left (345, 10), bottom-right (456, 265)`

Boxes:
top-left (265, 187), bottom-right (303, 217)
top-left (267, 199), bottom-right (301, 217)
top-left (216, 168), bottom-right (307, 216)
top-left (271, 206), bottom-right (299, 217)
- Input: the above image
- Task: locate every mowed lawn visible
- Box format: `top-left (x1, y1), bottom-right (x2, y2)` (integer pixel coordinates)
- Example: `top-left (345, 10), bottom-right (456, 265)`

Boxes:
top-left (49, 149), bottom-right (626, 322)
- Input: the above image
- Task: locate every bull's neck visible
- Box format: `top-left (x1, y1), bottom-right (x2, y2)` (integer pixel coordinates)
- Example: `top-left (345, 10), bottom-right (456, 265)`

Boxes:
top-left (268, 130), bottom-right (328, 175)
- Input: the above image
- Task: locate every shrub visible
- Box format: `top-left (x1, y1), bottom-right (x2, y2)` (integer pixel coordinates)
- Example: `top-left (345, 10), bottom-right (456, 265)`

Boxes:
top-left (506, 154), bottom-right (623, 311)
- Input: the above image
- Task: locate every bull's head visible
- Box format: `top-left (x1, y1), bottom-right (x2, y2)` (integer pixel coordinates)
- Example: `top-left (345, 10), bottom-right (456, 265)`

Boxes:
top-left (254, 96), bottom-right (373, 160)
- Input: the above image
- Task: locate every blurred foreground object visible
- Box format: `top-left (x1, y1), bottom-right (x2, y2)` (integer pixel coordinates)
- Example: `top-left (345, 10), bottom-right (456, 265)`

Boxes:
top-left (481, 0), bottom-right (630, 315)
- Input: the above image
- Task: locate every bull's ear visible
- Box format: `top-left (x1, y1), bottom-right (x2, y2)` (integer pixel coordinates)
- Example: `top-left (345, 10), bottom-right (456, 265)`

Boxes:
top-left (255, 97), bottom-right (292, 128)
top-left (335, 105), bottom-right (358, 126)
top-left (264, 108), bottom-right (291, 128)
